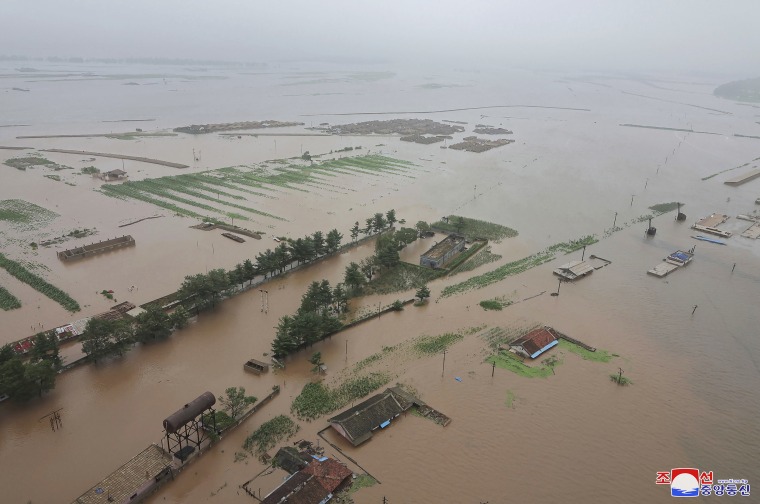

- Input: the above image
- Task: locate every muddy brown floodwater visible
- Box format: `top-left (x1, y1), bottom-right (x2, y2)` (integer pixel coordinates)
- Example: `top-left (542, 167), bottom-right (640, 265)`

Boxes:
top-left (0, 64), bottom-right (758, 504)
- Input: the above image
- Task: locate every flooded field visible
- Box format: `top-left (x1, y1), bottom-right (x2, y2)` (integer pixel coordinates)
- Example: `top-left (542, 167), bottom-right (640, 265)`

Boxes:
top-left (1, 63), bottom-right (759, 503)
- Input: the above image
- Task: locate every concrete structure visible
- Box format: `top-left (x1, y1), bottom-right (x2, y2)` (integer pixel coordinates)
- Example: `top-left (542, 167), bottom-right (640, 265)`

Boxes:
top-left (58, 235), bottom-right (135, 261)
top-left (648, 262), bottom-right (679, 277)
top-left (419, 234), bottom-right (465, 268)
top-left (509, 327), bottom-right (559, 359)
top-left (553, 260), bottom-right (594, 281)
top-left (724, 169), bottom-right (760, 186)
top-left (101, 169), bottom-right (128, 181)
top-left (692, 214), bottom-right (732, 238)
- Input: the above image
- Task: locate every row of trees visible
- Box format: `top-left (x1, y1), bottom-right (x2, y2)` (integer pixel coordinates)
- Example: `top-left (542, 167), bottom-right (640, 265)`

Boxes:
top-left (0, 332), bottom-right (60, 402)
top-left (342, 227), bottom-right (421, 294)
top-left (271, 279), bottom-right (346, 357)
top-left (80, 306), bottom-right (190, 362)
top-left (349, 209), bottom-right (399, 242)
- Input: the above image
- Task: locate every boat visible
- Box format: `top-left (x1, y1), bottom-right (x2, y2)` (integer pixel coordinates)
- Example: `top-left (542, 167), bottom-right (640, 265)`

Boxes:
top-left (243, 358), bottom-right (270, 375)
top-left (692, 235), bottom-right (727, 245)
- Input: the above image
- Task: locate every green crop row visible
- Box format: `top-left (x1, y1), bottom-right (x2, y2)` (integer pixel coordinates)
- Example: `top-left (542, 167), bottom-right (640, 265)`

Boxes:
top-left (291, 372), bottom-right (390, 421)
top-left (0, 285), bottom-right (22, 310)
top-left (0, 253), bottom-right (80, 312)
top-left (242, 415), bottom-right (299, 455)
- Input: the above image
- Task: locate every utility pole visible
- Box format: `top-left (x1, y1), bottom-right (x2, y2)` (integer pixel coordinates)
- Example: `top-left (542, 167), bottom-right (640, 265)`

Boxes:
top-left (692, 304), bottom-right (698, 315)
top-left (613, 212), bottom-right (618, 229)
top-left (581, 245), bottom-right (586, 261)
top-left (630, 194), bottom-right (635, 207)
top-left (442, 350), bottom-right (446, 377)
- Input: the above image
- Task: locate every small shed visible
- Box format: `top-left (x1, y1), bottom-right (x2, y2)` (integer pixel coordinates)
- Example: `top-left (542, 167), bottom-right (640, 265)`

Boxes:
top-left (665, 250), bottom-right (694, 266)
top-left (420, 234), bottom-right (466, 268)
top-left (553, 260), bottom-right (594, 280)
top-left (102, 169), bottom-right (128, 181)
top-left (509, 327), bottom-right (558, 359)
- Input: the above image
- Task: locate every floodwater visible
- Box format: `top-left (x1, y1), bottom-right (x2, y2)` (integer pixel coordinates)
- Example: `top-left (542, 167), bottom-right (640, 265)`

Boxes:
top-left (0, 62), bottom-right (759, 503)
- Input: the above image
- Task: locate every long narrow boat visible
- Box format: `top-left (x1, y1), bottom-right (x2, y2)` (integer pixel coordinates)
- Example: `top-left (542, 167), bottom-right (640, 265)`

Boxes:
top-left (691, 235), bottom-right (727, 245)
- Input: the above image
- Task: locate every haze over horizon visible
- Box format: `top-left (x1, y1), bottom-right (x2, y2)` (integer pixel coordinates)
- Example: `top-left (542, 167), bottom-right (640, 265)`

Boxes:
top-left (2, 0), bottom-right (759, 76)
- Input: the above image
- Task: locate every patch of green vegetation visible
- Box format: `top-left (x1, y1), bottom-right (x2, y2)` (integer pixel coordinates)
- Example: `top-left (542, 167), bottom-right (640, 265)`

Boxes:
top-left (0, 199), bottom-right (59, 230)
top-left (610, 374), bottom-right (633, 386)
top-left (242, 415), bottom-right (299, 456)
top-left (454, 246), bottom-right (502, 274)
top-left (202, 410), bottom-right (236, 432)
top-left (44, 174), bottom-right (61, 182)
top-left (444, 241), bottom-right (486, 273)
top-left (558, 339), bottom-right (613, 362)
top-left (291, 372), bottom-right (391, 421)
top-left (479, 296), bottom-right (512, 311)
top-left (361, 261), bottom-right (442, 296)
top-left (441, 235), bottom-right (598, 297)
top-left (486, 351), bottom-right (557, 378)
top-left (714, 77), bottom-right (760, 103)
top-left (81, 166), bottom-right (100, 174)
top-left (4, 156), bottom-right (54, 170)
top-left (649, 202), bottom-right (681, 214)
top-left (505, 389), bottom-right (516, 408)
top-left (0, 252), bottom-right (80, 312)
top-left (354, 352), bottom-right (383, 371)
top-left (413, 332), bottom-right (463, 355)
top-left (0, 285), bottom-right (22, 310)
top-left (432, 216), bottom-right (518, 242)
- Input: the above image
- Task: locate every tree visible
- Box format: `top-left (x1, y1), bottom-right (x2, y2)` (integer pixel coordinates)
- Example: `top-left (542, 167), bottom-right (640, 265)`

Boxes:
top-left (386, 209), bottom-right (397, 228)
top-left (169, 305), bottom-right (190, 329)
top-left (272, 316), bottom-right (298, 357)
top-left (344, 262), bottom-right (365, 293)
top-left (309, 352), bottom-right (324, 374)
top-left (416, 220), bottom-right (431, 238)
top-left (219, 386), bottom-right (257, 419)
top-left (391, 300), bottom-right (404, 311)
top-left (178, 273), bottom-right (214, 311)
top-left (273, 242), bottom-right (291, 273)
top-left (81, 318), bottom-right (133, 363)
top-left (454, 216), bottom-right (466, 234)
top-left (332, 284), bottom-right (349, 313)
top-left (395, 227), bottom-right (418, 248)
top-left (255, 249), bottom-right (276, 278)
top-left (364, 217), bottom-right (374, 236)
top-left (312, 231), bottom-right (326, 256)
top-left (30, 332), bottom-right (61, 369)
top-left (360, 256), bottom-right (377, 281)
top-left (301, 151), bottom-right (312, 162)
top-left (375, 233), bottom-right (400, 268)
top-left (208, 268), bottom-right (232, 304)
top-left (134, 306), bottom-right (172, 343)
top-left (23, 360), bottom-right (56, 399)
top-left (372, 212), bottom-right (387, 232)
top-left (415, 285), bottom-right (431, 302)
top-left (231, 263), bottom-right (246, 289)
top-left (326, 228), bottom-right (343, 253)
top-left (350, 221), bottom-right (360, 242)
top-left (243, 259), bottom-right (256, 285)
top-left (290, 238), bottom-right (308, 265)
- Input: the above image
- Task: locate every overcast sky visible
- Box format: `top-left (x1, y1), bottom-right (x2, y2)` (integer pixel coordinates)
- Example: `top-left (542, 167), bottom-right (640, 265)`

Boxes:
top-left (3, 0), bottom-right (758, 74)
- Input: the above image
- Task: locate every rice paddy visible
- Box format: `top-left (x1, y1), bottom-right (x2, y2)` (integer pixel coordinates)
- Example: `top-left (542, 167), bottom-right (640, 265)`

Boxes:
top-left (0, 285), bottom-right (22, 310)
top-left (100, 155), bottom-right (416, 222)
top-left (0, 252), bottom-right (80, 312)
top-left (0, 199), bottom-right (59, 231)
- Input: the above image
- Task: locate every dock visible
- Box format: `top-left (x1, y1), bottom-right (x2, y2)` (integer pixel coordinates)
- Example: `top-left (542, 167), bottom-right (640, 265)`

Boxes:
top-left (58, 235), bottom-right (135, 261)
top-left (724, 169), bottom-right (760, 186)
top-left (692, 214), bottom-right (731, 238)
top-left (648, 262), bottom-right (679, 277)
top-left (72, 444), bottom-right (174, 504)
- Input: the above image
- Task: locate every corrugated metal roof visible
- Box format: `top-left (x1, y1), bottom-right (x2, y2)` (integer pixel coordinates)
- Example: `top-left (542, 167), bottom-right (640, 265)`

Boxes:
top-left (510, 327), bottom-right (558, 358)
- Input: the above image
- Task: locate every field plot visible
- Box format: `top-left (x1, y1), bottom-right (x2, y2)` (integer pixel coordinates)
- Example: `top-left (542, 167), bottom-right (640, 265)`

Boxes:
top-left (100, 155), bottom-right (417, 223)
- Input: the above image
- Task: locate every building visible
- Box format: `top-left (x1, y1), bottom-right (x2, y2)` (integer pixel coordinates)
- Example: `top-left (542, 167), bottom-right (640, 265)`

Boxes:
top-left (101, 169), bottom-right (128, 181)
top-left (553, 260), bottom-right (594, 281)
top-left (328, 389), bottom-right (409, 446)
top-left (261, 456), bottom-right (352, 504)
top-left (509, 327), bottom-right (559, 359)
top-left (419, 234), bottom-right (465, 268)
